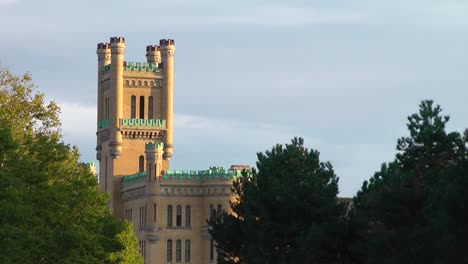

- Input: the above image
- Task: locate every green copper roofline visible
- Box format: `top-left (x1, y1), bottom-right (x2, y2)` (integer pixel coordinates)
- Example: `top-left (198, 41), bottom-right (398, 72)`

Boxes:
top-left (121, 168), bottom-right (248, 185)
top-left (124, 62), bottom-right (161, 73)
top-left (120, 118), bottom-right (165, 127)
top-left (122, 171), bottom-right (146, 185)
top-left (98, 119), bottom-right (109, 128)
top-left (102, 62), bottom-right (161, 74)
top-left (145, 142), bottom-right (164, 150)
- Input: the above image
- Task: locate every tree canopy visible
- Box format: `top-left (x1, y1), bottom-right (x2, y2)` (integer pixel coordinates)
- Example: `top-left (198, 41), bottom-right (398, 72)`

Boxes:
top-left (0, 68), bottom-right (143, 263)
top-left (209, 137), bottom-right (348, 264)
top-left (349, 100), bottom-right (468, 263)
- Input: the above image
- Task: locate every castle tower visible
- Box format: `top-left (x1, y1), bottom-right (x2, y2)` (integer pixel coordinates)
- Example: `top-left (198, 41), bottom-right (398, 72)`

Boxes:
top-left (146, 45), bottom-right (161, 64)
top-left (96, 37), bottom-right (175, 216)
top-left (96, 43), bottom-right (110, 163)
top-left (96, 37), bottom-right (242, 264)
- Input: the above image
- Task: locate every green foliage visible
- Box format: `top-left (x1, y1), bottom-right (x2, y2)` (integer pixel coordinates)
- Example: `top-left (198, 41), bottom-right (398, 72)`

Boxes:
top-left (0, 68), bottom-right (142, 264)
top-left (209, 137), bottom-right (348, 264)
top-left (349, 100), bottom-right (468, 263)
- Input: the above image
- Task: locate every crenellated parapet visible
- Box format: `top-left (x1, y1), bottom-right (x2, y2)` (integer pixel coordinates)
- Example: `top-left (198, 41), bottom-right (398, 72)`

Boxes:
top-left (96, 43), bottom-right (111, 62)
top-left (163, 167), bottom-right (245, 181)
top-left (145, 142), bottom-right (164, 150)
top-left (122, 171), bottom-right (147, 186)
top-left (120, 118), bottom-right (165, 128)
top-left (124, 62), bottom-right (161, 73)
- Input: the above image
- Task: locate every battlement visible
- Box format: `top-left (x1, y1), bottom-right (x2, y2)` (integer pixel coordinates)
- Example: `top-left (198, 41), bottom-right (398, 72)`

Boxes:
top-left (159, 39), bottom-right (175, 46)
top-left (83, 162), bottom-right (96, 170)
top-left (145, 142), bottom-right (164, 150)
top-left (97, 43), bottom-right (110, 50)
top-left (163, 167), bottom-right (244, 181)
top-left (146, 45), bottom-right (160, 52)
top-left (120, 118), bottom-right (165, 128)
top-left (122, 171), bottom-right (146, 185)
top-left (124, 62), bottom-right (160, 72)
top-left (110, 37), bottom-right (125, 44)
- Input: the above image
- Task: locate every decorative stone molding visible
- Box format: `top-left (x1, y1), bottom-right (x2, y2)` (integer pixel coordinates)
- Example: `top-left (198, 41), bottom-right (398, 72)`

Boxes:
top-left (110, 48), bottom-right (124, 54)
top-left (122, 188), bottom-right (146, 201)
top-left (160, 50), bottom-right (175, 57)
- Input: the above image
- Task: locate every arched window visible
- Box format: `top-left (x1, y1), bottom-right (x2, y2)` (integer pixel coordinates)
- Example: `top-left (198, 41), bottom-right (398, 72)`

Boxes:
top-left (167, 205), bottom-right (173, 227)
top-left (131, 96), bottom-right (136, 118)
top-left (185, 240), bottom-right (191, 262)
top-left (125, 80), bottom-right (129, 86)
top-left (176, 205), bottom-right (182, 227)
top-left (131, 80), bottom-right (135, 86)
top-left (139, 155), bottom-right (144, 172)
top-left (217, 204), bottom-right (223, 216)
top-left (210, 204), bottom-right (214, 219)
top-left (167, 239), bottom-right (172, 261)
top-left (148, 96), bottom-right (153, 119)
top-left (144, 81), bottom-right (148, 87)
top-left (138, 80), bottom-right (142, 86)
top-left (139, 96), bottom-right (145, 119)
top-left (185, 205), bottom-right (191, 227)
top-left (176, 239), bottom-right (181, 261)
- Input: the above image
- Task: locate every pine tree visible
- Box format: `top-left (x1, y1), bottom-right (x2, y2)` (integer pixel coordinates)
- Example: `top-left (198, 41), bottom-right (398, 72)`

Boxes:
top-left (209, 138), bottom-right (348, 264)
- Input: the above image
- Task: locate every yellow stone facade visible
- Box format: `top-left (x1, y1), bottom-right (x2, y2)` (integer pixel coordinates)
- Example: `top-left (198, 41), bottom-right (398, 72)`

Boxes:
top-left (96, 37), bottom-right (246, 264)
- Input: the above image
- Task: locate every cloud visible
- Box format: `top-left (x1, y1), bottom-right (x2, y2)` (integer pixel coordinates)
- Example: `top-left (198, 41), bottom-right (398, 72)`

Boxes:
top-left (59, 102), bottom-right (96, 137)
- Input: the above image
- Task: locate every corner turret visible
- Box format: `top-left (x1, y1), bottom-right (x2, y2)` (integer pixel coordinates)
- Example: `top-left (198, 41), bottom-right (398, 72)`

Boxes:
top-left (159, 39), bottom-right (175, 160)
top-left (109, 37), bottom-right (126, 159)
top-left (146, 45), bottom-right (161, 64)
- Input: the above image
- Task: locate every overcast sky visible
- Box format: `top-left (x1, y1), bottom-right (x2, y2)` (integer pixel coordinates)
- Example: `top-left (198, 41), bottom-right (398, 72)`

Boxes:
top-left (1, 0), bottom-right (467, 196)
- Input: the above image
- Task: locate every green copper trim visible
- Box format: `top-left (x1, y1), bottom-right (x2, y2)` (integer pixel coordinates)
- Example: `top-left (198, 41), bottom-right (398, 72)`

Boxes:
top-left (98, 119), bottom-right (109, 129)
top-left (122, 171), bottom-right (146, 185)
top-left (120, 118), bottom-right (165, 128)
top-left (124, 62), bottom-right (161, 73)
top-left (145, 142), bottom-right (164, 150)
top-left (102, 64), bottom-right (111, 73)
top-left (163, 167), bottom-right (244, 181)
top-left (83, 162), bottom-right (96, 169)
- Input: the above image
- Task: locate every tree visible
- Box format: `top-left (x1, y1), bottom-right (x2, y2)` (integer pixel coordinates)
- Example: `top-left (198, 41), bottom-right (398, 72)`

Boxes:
top-left (349, 100), bottom-right (468, 263)
top-left (0, 67), bottom-right (143, 263)
top-left (209, 137), bottom-right (349, 264)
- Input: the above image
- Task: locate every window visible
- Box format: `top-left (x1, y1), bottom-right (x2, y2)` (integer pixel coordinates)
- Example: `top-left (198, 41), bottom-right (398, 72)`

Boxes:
top-left (210, 204), bottom-right (214, 219)
top-left (210, 239), bottom-right (214, 261)
top-left (139, 155), bottom-right (144, 172)
top-left (167, 205), bottom-right (173, 226)
top-left (139, 96), bottom-right (145, 119)
top-left (139, 205), bottom-right (146, 230)
top-left (185, 206), bottom-right (191, 227)
top-left (167, 239), bottom-right (172, 261)
top-left (104, 98), bottom-right (108, 119)
top-left (217, 204), bottom-right (222, 216)
top-left (139, 240), bottom-right (146, 258)
top-left (131, 95), bottom-right (136, 118)
top-left (144, 204), bottom-right (147, 229)
top-left (176, 239), bottom-right (181, 261)
top-left (148, 96), bottom-right (153, 119)
top-left (185, 240), bottom-right (191, 262)
top-left (176, 205), bottom-right (182, 227)
top-left (153, 203), bottom-right (157, 222)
